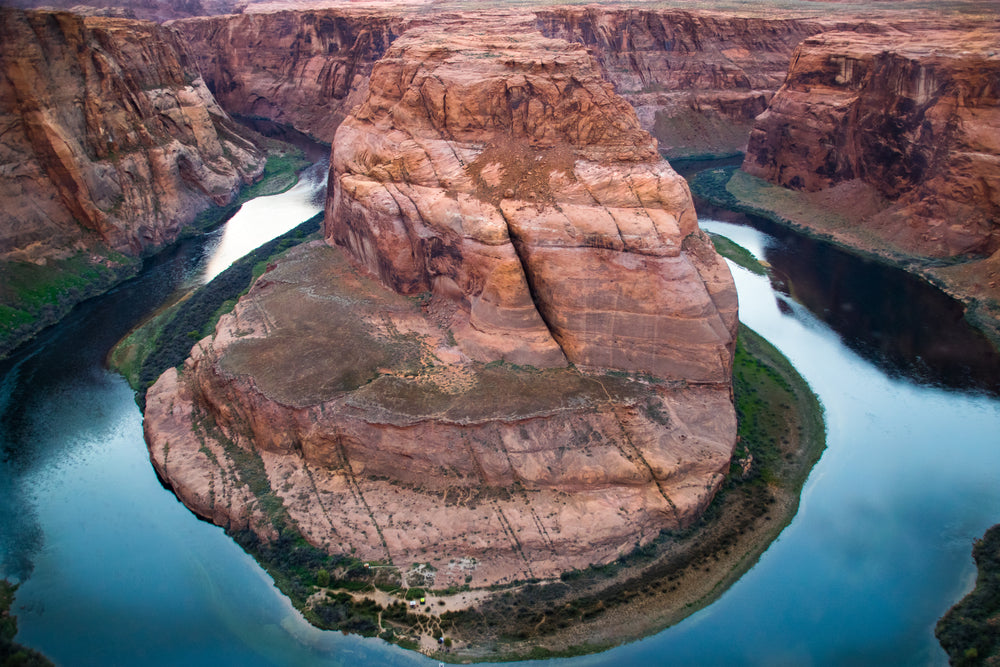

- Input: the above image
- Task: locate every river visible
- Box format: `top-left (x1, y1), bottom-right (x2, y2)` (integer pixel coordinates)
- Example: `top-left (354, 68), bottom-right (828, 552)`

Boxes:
top-left (1, 164), bottom-right (999, 666)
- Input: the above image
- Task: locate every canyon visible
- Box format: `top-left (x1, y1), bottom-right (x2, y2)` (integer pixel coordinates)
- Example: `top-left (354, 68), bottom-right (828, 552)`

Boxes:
top-left (174, 6), bottom-right (824, 157)
top-left (741, 24), bottom-right (1000, 343)
top-left (0, 7), bottom-right (263, 356)
top-left (143, 17), bottom-right (739, 589)
top-left (1, 0), bottom-right (997, 659)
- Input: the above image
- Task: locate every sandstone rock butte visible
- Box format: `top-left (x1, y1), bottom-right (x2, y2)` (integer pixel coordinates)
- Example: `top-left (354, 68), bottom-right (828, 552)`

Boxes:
top-left (143, 18), bottom-right (739, 587)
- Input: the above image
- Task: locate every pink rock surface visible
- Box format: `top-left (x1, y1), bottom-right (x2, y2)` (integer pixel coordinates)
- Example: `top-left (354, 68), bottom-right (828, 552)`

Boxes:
top-left (145, 19), bottom-right (738, 587)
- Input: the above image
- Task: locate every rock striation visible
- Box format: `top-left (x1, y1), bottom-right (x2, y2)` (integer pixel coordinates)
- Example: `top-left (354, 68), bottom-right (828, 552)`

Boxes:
top-left (0, 8), bottom-right (264, 262)
top-left (743, 28), bottom-right (1000, 259)
top-left (174, 9), bottom-right (408, 143)
top-left (535, 8), bottom-right (824, 157)
top-left (145, 21), bottom-right (739, 588)
top-left (175, 7), bottom-right (823, 157)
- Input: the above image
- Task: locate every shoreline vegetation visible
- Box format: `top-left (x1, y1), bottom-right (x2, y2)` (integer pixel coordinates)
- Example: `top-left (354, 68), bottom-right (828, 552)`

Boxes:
top-left (112, 213), bottom-right (826, 660)
top-left (1, 581), bottom-right (52, 667)
top-left (0, 134), bottom-right (311, 363)
top-left (936, 523), bottom-right (1000, 666)
top-left (690, 166), bottom-right (1000, 352)
top-left (934, 524), bottom-right (1000, 667)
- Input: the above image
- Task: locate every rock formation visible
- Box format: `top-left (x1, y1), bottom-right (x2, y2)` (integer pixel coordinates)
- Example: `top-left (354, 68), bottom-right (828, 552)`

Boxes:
top-left (174, 7), bottom-right (822, 157)
top-left (145, 20), bottom-right (738, 588)
top-left (535, 8), bottom-right (824, 157)
top-left (743, 28), bottom-right (1000, 259)
top-left (0, 8), bottom-right (264, 262)
top-left (174, 9), bottom-right (409, 143)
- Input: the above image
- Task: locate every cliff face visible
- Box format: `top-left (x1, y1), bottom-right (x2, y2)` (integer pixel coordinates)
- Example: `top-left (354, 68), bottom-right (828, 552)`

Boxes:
top-left (175, 8), bottom-right (820, 157)
top-left (534, 8), bottom-right (823, 157)
top-left (145, 20), bottom-right (738, 587)
top-left (174, 10), bottom-right (408, 143)
top-left (3, 0), bottom-right (241, 23)
top-left (0, 8), bottom-right (264, 262)
top-left (744, 29), bottom-right (1000, 258)
top-left (329, 19), bottom-right (737, 379)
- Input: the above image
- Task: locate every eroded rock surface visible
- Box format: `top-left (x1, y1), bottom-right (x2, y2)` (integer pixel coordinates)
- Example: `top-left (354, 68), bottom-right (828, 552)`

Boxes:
top-left (175, 9), bottom-right (409, 142)
top-left (535, 8), bottom-right (824, 157)
top-left (175, 7), bottom-right (825, 157)
top-left (145, 22), bottom-right (739, 587)
top-left (744, 28), bottom-right (1000, 259)
top-left (0, 8), bottom-right (264, 262)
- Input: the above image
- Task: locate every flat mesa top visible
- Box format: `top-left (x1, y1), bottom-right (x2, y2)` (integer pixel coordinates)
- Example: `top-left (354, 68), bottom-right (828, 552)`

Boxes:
top-left (218, 242), bottom-right (650, 416)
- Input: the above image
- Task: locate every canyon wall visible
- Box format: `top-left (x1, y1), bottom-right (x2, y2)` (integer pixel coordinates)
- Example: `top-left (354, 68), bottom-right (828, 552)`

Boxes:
top-left (175, 8), bottom-right (821, 156)
top-left (535, 8), bottom-right (824, 157)
top-left (174, 10), bottom-right (409, 143)
top-left (145, 19), bottom-right (738, 587)
top-left (743, 28), bottom-right (1000, 259)
top-left (0, 8), bottom-right (264, 262)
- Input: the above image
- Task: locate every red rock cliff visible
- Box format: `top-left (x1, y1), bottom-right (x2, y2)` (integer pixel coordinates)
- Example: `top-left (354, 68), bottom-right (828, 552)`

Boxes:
top-left (174, 9), bottom-right (408, 142)
top-left (743, 28), bottom-right (1000, 258)
top-left (535, 8), bottom-right (824, 157)
top-left (0, 8), bottom-right (264, 262)
top-left (328, 18), bottom-right (738, 380)
top-left (174, 7), bottom-right (822, 157)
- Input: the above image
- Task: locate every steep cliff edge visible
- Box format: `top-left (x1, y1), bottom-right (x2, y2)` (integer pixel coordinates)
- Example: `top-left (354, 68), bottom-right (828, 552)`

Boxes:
top-left (535, 8), bottom-right (823, 158)
top-left (741, 27), bottom-right (1000, 343)
top-left (174, 7), bottom-right (821, 157)
top-left (0, 8), bottom-right (264, 356)
top-left (744, 28), bottom-right (999, 258)
top-left (144, 20), bottom-right (738, 590)
top-left (174, 9), bottom-right (409, 142)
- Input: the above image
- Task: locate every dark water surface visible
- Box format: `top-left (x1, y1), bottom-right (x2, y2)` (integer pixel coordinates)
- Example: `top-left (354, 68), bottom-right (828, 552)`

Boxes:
top-left (1, 171), bottom-right (999, 665)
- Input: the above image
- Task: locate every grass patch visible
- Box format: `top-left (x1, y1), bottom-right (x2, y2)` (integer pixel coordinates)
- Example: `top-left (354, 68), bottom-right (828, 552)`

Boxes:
top-left (936, 523), bottom-right (1000, 666)
top-left (110, 213), bottom-right (323, 396)
top-left (0, 250), bottom-right (140, 359)
top-left (708, 232), bottom-right (768, 276)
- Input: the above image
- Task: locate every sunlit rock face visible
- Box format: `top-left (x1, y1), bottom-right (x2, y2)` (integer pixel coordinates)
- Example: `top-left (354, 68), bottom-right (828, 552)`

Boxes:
top-left (744, 28), bottom-right (1000, 259)
top-left (328, 19), bottom-right (738, 380)
top-left (145, 18), bottom-right (738, 588)
top-left (0, 8), bottom-right (263, 262)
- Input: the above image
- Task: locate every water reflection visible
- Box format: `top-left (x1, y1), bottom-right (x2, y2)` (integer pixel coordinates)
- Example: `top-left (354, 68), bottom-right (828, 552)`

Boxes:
top-left (699, 205), bottom-right (1000, 395)
top-left (200, 159), bottom-right (327, 282)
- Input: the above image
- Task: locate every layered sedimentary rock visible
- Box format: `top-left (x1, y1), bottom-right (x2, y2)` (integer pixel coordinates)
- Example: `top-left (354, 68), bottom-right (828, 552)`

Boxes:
top-left (0, 8), bottom-right (264, 262)
top-left (535, 8), bottom-right (824, 157)
top-left (3, 0), bottom-right (241, 22)
top-left (175, 7), bottom-right (822, 156)
top-left (145, 21), bottom-right (738, 587)
top-left (744, 28), bottom-right (1000, 259)
top-left (175, 9), bottom-right (408, 142)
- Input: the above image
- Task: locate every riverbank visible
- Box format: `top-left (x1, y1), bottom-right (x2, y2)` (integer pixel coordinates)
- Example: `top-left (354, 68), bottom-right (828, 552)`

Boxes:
top-left (0, 135), bottom-right (311, 363)
top-left (690, 167), bottom-right (1000, 351)
top-left (936, 523), bottom-right (1000, 665)
top-left (1, 581), bottom-right (51, 666)
top-left (418, 323), bottom-right (825, 662)
top-left (110, 212), bottom-right (323, 395)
